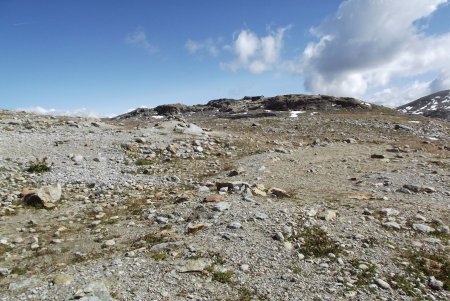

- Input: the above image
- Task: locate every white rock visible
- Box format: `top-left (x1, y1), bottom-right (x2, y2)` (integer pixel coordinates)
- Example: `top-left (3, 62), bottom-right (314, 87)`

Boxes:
top-left (429, 276), bottom-right (443, 290)
top-left (284, 241), bottom-right (293, 250)
top-left (227, 222), bottom-right (242, 229)
top-left (320, 210), bottom-right (337, 221)
top-left (412, 223), bottom-right (435, 233)
top-left (0, 267), bottom-right (10, 276)
top-left (255, 212), bottom-right (268, 220)
top-left (72, 154), bottom-right (84, 162)
top-left (305, 208), bottom-right (318, 217)
top-left (380, 208), bottom-right (399, 216)
top-left (213, 202), bottom-right (230, 212)
top-left (36, 183), bottom-right (62, 203)
top-left (103, 239), bottom-right (115, 247)
top-left (382, 221), bottom-right (401, 230)
top-left (375, 278), bottom-right (391, 289)
top-left (178, 259), bottom-right (210, 273)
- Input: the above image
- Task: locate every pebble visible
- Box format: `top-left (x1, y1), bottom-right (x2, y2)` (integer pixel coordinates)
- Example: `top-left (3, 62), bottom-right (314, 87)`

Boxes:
top-left (178, 259), bottom-right (210, 273)
top-left (412, 223), bottom-right (435, 233)
top-left (227, 221), bottom-right (242, 229)
top-left (274, 232), bottom-right (285, 241)
top-left (52, 274), bottom-right (74, 285)
top-left (375, 278), bottom-right (391, 289)
top-left (150, 242), bottom-right (182, 252)
top-left (382, 221), bottom-right (401, 230)
top-left (155, 216), bottom-right (169, 224)
top-left (0, 267), bottom-right (10, 276)
top-left (428, 276), bottom-right (443, 290)
top-left (204, 194), bottom-right (224, 203)
top-left (8, 278), bottom-right (37, 290)
top-left (379, 208), bottom-right (399, 216)
top-left (255, 212), bottom-right (268, 220)
top-left (437, 225), bottom-right (449, 233)
top-left (72, 154), bottom-right (84, 162)
top-left (213, 202), bottom-right (230, 212)
top-left (320, 210), bottom-right (337, 221)
top-left (284, 241), bottom-right (293, 250)
top-left (103, 239), bottom-right (115, 247)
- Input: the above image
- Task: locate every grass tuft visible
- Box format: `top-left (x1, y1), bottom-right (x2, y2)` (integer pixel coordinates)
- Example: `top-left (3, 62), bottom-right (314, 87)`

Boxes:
top-left (212, 270), bottom-right (234, 283)
top-left (26, 158), bottom-right (51, 173)
top-left (290, 225), bottom-right (341, 257)
top-left (135, 158), bottom-right (152, 166)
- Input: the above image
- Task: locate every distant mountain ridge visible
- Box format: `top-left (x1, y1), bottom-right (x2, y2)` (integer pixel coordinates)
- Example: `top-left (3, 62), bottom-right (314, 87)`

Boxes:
top-left (397, 90), bottom-right (450, 121)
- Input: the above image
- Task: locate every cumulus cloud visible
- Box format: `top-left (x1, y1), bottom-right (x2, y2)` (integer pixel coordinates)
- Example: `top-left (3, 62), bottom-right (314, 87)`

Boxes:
top-left (125, 27), bottom-right (158, 54)
top-left (222, 26), bottom-right (290, 74)
top-left (185, 38), bottom-right (221, 57)
top-left (368, 81), bottom-right (432, 108)
top-left (301, 0), bottom-right (450, 103)
top-left (16, 106), bottom-right (100, 118)
top-left (430, 70), bottom-right (450, 93)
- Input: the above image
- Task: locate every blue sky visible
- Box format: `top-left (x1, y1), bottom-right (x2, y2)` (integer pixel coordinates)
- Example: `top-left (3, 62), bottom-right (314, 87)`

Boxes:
top-left (1, 0), bottom-right (450, 117)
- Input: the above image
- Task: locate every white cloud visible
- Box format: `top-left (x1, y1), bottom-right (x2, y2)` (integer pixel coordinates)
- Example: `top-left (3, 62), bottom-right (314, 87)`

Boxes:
top-left (301, 0), bottom-right (450, 102)
top-left (430, 70), bottom-right (450, 93)
top-left (16, 106), bottom-right (100, 118)
top-left (222, 26), bottom-right (290, 74)
top-left (125, 27), bottom-right (157, 54)
top-left (368, 81), bottom-right (432, 107)
top-left (185, 38), bottom-right (221, 57)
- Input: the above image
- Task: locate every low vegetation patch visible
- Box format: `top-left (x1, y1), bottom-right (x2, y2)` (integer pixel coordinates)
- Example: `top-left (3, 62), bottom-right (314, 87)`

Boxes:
top-left (290, 225), bottom-right (341, 257)
top-left (212, 270), bottom-right (234, 283)
top-left (139, 232), bottom-right (165, 246)
top-left (151, 253), bottom-right (169, 261)
top-left (135, 158), bottom-right (152, 166)
top-left (387, 273), bottom-right (419, 297)
top-left (402, 248), bottom-right (449, 291)
top-left (349, 259), bottom-right (377, 287)
top-left (26, 158), bottom-right (51, 173)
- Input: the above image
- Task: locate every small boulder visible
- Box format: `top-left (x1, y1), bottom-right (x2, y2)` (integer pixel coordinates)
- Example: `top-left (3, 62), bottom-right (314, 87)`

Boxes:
top-left (375, 278), bottom-right (391, 289)
top-left (178, 258), bottom-right (211, 273)
top-left (268, 187), bottom-right (291, 198)
top-left (23, 183), bottom-right (62, 209)
top-left (412, 223), bottom-right (435, 233)
top-left (204, 195), bottom-right (224, 203)
top-left (319, 210), bottom-right (337, 221)
top-left (428, 276), bottom-right (443, 290)
top-left (71, 154), bottom-right (84, 163)
top-left (52, 274), bottom-right (74, 285)
top-left (403, 184), bottom-right (420, 193)
top-left (213, 202), bottom-right (230, 212)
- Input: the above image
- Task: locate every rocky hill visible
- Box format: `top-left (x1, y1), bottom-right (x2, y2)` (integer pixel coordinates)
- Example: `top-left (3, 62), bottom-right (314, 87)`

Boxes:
top-left (114, 94), bottom-right (385, 121)
top-left (0, 102), bottom-right (449, 300)
top-left (397, 90), bottom-right (450, 121)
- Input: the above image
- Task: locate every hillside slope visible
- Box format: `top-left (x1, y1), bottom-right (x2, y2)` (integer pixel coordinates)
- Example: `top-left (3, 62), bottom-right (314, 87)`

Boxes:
top-left (397, 90), bottom-right (450, 121)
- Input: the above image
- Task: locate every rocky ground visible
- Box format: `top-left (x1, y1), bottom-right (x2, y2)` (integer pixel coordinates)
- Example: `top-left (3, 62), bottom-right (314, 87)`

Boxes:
top-left (0, 103), bottom-right (449, 301)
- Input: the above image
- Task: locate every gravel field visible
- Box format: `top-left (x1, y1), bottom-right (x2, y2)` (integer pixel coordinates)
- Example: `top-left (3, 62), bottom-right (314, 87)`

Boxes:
top-left (0, 103), bottom-right (449, 301)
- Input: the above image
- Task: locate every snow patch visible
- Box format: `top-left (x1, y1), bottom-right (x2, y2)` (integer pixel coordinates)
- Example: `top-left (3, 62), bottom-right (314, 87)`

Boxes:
top-left (290, 111), bottom-right (305, 118)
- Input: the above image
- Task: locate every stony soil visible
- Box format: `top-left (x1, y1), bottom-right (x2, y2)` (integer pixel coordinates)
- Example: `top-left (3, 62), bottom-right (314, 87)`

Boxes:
top-left (0, 108), bottom-right (449, 301)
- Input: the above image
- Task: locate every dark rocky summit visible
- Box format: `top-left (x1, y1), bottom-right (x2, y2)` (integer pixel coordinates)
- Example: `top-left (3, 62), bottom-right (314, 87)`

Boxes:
top-left (114, 93), bottom-right (384, 120)
top-left (397, 90), bottom-right (450, 121)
